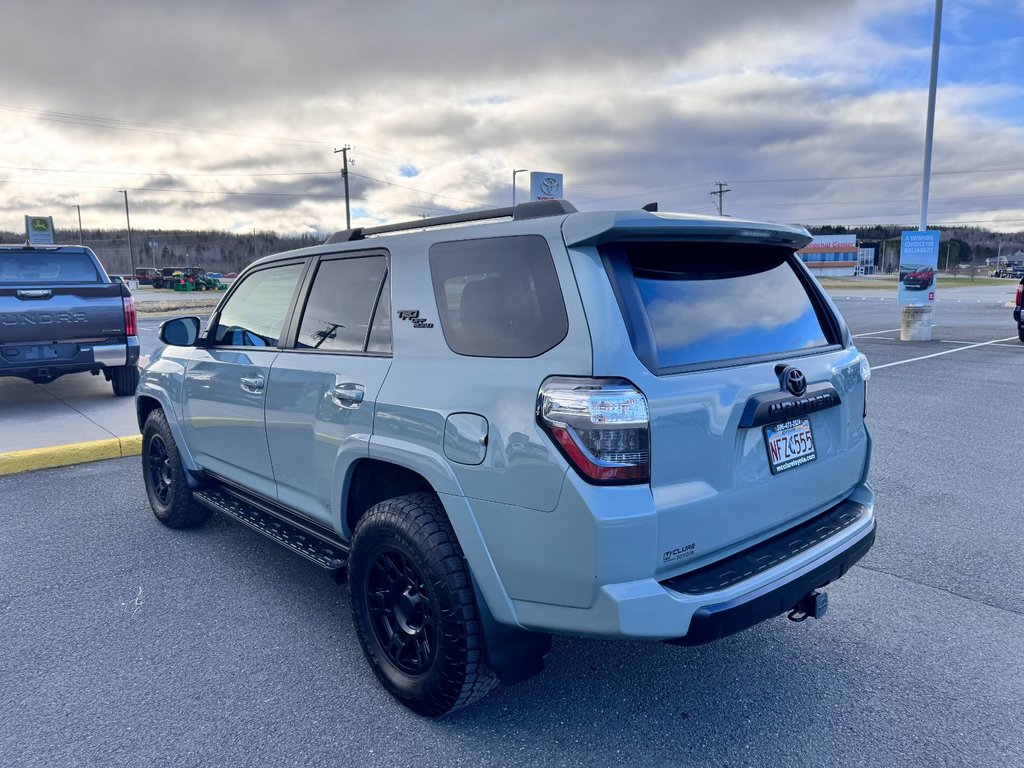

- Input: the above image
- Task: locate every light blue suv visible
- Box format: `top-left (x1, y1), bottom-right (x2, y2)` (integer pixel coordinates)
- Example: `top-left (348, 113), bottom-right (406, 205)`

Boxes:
top-left (137, 200), bottom-right (875, 716)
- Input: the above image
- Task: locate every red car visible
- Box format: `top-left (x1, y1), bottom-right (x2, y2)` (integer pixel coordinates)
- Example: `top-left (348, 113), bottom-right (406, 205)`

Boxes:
top-left (902, 265), bottom-right (934, 290)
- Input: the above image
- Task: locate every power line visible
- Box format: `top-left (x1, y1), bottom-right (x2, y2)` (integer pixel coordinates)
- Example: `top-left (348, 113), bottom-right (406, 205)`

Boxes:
top-left (740, 191), bottom-right (1024, 207)
top-left (0, 164), bottom-right (487, 206)
top-left (0, 103), bottom-right (332, 148)
top-left (0, 177), bottom-right (455, 213)
top-left (0, 164), bottom-right (332, 178)
top-left (732, 164), bottom-right (1024, 185)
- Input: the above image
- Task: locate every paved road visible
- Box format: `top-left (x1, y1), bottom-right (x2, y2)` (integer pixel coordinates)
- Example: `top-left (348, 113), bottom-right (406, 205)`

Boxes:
top-left (1, 294), bottom-right (1022, 767)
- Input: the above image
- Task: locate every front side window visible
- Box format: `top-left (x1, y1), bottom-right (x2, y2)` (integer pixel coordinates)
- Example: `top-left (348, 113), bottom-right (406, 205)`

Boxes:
top-left (429, 235), bottom-right (568, 358)
top-left (211, 263), bottom-right (303, 347)
top-left (296, 256), bottom-right (388, 353)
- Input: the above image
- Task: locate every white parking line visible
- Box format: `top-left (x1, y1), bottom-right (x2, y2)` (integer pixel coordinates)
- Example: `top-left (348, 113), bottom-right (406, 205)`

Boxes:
top-left (939, 340), bottom-right (1021, 348)
top-left (853, 328), bottom-right (901, 337)
top-left (873, 337), bottom-right (1019, 370)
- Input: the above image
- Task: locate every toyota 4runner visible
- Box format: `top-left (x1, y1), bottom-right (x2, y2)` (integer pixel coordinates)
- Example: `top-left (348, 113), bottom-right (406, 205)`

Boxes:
top-left (137, 200), bottom-right (875, 716)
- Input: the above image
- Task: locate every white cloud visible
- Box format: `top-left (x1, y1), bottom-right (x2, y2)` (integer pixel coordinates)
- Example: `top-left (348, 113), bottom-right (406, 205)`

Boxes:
top-left (0, 0), bottom-right (1021, 235)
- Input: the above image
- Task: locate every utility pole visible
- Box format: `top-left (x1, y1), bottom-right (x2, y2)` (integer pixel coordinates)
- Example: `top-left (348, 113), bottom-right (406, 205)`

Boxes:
top-left (710, 181), bottom-right (731, 216)
top-left (120, 190), bottom-right (136, 281)
top-left (512, 169), bottom-right (528, 206)
top-left (73, 204), bottom-right (83, 245)
top-left (334, 145), bottom-right (353, 229)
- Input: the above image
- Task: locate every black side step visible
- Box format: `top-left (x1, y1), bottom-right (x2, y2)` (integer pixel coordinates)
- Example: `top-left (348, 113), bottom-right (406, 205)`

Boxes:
top-left (193, 486), bottom-right (349, 571)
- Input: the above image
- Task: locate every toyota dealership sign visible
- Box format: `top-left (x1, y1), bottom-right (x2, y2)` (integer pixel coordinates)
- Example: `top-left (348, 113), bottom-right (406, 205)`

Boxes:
top-left (529, 171), bottom-right (564, 201)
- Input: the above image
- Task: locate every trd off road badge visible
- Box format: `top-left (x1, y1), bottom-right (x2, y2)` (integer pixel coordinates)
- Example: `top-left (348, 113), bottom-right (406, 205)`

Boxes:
top-left (397, 309), bottom-right (434, 329)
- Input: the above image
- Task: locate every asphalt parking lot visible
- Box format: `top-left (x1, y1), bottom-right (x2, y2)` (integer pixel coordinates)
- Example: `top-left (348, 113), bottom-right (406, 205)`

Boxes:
top-left (2, 287), bottom-right (1022, 767)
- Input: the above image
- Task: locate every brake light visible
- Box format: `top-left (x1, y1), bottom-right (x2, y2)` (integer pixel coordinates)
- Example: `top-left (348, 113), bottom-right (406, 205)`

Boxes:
top-left (123, 296), bottom-right (137, 336)
top-left (538, 377), bottom-right (650, 484)
top-left (1016, 283), bottom-right (1023, 308)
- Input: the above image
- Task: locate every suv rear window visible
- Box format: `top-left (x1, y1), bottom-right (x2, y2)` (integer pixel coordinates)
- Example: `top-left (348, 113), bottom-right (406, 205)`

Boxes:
top-left (429, 235), bottom-right (568, 358)
top-left (606, 242), bottom-right (835, 370)
top-left (0, 250), bottom-right (100, 283)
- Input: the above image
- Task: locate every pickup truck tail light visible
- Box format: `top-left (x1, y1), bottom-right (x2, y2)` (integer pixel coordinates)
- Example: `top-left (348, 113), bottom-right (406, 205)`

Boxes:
top-left (538, 377), bottom-right (650, 484)
top-left (1016, 283), bottom-right (1023, 308)
top-left (123, 296), bottom-right (137, 337)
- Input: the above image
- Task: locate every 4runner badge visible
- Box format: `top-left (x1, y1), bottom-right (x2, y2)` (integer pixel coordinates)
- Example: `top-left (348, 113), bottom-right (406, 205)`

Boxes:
top-left (397, 309), bottom-right (434, 329)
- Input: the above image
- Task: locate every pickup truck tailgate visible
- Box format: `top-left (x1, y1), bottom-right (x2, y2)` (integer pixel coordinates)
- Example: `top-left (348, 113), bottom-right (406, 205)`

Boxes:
top-left (0, 285), bottom-right (126, 344)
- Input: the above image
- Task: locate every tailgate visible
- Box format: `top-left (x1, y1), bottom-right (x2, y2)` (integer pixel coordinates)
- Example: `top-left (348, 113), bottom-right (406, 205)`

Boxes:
top-left (582, 237), bottom-right (869, 575)
top-left (0, 285), bottom-right (126, 344)
top-left (644, 349), bottom-right (868, 575)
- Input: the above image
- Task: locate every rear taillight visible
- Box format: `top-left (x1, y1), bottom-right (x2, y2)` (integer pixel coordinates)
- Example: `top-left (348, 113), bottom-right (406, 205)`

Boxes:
top-left (123, 296), bottom-right (137, 336)
top-left (538, 377), bottom-right (650, 484)
top-left (1016, 283), bottom-right (1023, 308)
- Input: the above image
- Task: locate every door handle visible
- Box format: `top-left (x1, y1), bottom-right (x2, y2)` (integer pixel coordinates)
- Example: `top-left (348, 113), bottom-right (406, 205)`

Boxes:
top-left (331, 383), bottom-right (364, 406)
top-left (240, 374), bottom-right (265, 393)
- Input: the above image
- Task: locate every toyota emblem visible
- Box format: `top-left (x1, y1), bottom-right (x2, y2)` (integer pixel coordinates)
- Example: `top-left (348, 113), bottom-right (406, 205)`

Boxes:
top-left (781, 367), bottom-right (807, 397)
top-left (540, 177), bottom-right (561, 196)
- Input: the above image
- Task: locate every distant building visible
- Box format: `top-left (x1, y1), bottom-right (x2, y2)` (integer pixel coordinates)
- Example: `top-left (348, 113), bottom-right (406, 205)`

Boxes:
top-left (857, 243), bottom-right (880, 275)
top-left (796, 235), bottom-right (858, 277)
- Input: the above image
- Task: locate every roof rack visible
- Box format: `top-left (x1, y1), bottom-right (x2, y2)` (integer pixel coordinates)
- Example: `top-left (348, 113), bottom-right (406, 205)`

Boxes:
top-left (326, 199), bottom-right (578, 244)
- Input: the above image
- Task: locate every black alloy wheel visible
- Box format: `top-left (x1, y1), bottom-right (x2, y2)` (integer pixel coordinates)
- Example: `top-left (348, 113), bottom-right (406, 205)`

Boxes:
top-left (141, 409), bottom-right (210, 529)
top-left (147, 433), bottom-right (174, 507)
top-left (348, 492), bottom-right (498, 716)
top-left (365, 549), bottom-right (436, 675)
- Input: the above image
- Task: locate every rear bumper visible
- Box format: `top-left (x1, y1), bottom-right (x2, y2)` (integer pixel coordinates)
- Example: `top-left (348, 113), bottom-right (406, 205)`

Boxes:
top-left (668, 513), bottom-right (874, 645)
top-left (509, 492), bottom-right (875, 641)
top-left (0, 337), bottom-right (139, 381)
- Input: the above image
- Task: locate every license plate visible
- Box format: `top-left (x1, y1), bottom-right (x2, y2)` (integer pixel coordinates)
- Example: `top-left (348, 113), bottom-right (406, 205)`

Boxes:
top-left (764, 418), bottom-right (817, 474)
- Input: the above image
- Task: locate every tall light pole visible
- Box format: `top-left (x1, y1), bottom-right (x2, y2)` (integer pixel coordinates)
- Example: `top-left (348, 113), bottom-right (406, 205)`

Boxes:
top-left (120, 190), bottom-right (136, 280)
top-left (903, 0), bottom-right (943, 342)
top-left (73, 204), bottom-right (83, 244)
top-left (919, 0), bottom-right (943, 234)
top-left (905, 0), bottom-right (942, 339)
top-left (334, 145), bottom-right (353, 229)
top-left (512, 169), bottom-right (528, 206)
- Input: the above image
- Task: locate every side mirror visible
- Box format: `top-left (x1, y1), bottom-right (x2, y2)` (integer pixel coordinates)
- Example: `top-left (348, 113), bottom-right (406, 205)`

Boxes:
top-left (159, 316), bottom-right (202, 346)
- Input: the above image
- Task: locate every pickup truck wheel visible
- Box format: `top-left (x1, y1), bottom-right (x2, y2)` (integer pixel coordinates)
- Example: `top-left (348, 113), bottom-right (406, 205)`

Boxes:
top-left (1019, 325), bottom-right (1024, 343)
top-left (142, 410), bottom-right (210, 529)
top-left (349, 492), bottom-right (498, 716)
top-left (110, 365), bottom-right (140, 397)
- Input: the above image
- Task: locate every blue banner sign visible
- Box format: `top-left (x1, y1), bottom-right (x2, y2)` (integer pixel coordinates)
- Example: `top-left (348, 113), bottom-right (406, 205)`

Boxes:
top-left (898, 230), bottom-right (940, 306)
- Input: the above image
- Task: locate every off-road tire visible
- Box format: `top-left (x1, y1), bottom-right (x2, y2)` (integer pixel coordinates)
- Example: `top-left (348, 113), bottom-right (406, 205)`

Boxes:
top-left (1018, 324), bottom-right (1024, 343)
top-left (110, 364), bottom-right (140, 397)
top-left (349, 492), bottom-right (499, 716)
top-left (142, 409), bottom-right (210, 529)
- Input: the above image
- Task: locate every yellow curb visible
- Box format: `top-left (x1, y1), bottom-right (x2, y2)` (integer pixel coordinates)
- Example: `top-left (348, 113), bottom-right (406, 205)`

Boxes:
top-left (0, 434), bottom-right (142, 477)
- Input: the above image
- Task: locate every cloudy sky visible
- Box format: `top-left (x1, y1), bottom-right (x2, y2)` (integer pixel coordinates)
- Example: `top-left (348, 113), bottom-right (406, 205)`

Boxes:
top-left (1, 0), bottom-right (1022, 237)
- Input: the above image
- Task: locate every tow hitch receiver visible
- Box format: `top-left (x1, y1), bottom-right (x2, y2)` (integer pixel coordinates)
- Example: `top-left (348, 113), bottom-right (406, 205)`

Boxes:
top-left (787, 590), bottom-right (828, 622)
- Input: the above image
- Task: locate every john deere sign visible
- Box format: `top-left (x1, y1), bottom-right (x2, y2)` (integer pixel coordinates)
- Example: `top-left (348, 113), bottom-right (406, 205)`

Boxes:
top-left (25, 215), bottom-right (55, 245)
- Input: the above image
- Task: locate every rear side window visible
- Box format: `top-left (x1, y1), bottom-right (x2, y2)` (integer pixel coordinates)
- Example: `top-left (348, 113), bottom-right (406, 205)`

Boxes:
top-left (429, 235), bottom-right (568, 358)
top-left (296, 256), bottom-right (389, 353)
top-left (0, 251), bottom-right (100, 283)
top-left (608, 242), bottom-right (834, 370)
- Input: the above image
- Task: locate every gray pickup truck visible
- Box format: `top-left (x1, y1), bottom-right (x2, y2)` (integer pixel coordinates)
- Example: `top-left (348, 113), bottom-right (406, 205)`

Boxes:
top-left (0, 245), bottom-right (140, 395)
